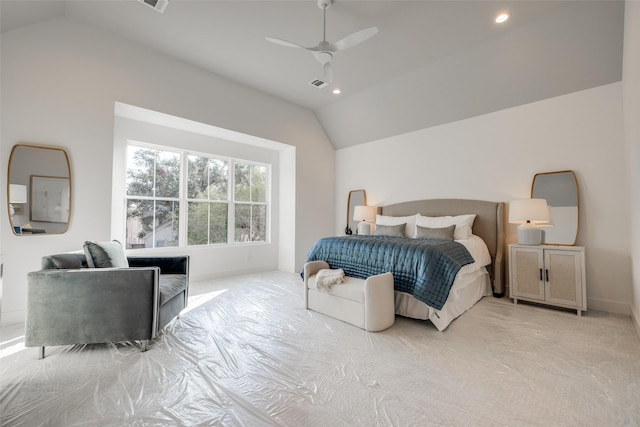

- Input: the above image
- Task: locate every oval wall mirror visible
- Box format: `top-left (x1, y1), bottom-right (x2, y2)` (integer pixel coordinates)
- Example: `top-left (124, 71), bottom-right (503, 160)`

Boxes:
top-left (531, 170), bottom-right (578, 245)
top-left (345, 189), bottom-right (366, 235)
top-left (7, 144), bottom-right (72, 235)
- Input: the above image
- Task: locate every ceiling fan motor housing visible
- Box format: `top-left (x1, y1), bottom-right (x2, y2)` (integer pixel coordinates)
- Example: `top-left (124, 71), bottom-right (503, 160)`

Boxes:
top-left (314, 51), bottom-right (333, 64)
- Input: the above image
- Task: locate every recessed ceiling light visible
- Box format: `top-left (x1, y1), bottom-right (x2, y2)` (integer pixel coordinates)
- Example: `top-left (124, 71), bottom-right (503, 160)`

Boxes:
top-left (333, 88), bottom-right (342, 95)
top-left (495, 12), bottom-right (510, 24)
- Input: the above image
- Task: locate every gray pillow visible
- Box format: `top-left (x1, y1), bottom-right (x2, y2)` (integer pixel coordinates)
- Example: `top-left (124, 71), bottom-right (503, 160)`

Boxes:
top-left (83, 240), bottom-right (129, 268)
top-left (416, 225), bottom-right (455, 240)
top-left (47, 254), bottom-right (87, 269)
top-left (374, 223), bottom-right (406, 237)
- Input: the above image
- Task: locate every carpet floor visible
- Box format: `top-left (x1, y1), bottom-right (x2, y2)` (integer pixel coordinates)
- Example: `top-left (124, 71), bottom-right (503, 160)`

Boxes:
top-left (1, 270), bottom-right (639, 426)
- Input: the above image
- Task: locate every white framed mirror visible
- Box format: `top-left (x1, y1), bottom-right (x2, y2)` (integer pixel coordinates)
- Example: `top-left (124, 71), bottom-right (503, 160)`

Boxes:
top-left (531, 170), bottom-right (578, 245)
top-left (7, 144), bottom-right (72, 235)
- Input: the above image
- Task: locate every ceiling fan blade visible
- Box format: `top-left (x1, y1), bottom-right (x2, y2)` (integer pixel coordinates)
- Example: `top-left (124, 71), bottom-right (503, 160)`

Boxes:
top-left (265, 36), bottom-right (312, 50)
top-left (323, 61), bottom-right (334, 83)
top-left (333, 26), bottom-right (379, 51)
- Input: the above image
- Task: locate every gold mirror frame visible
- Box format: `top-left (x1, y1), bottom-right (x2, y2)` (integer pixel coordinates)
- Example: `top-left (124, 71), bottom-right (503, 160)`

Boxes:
top-left (7, 144), bottom-right (72, 236)
top-left (531, 170), bottom-right (579, 245)
top-left (345, 190), bottom-right (367, 235)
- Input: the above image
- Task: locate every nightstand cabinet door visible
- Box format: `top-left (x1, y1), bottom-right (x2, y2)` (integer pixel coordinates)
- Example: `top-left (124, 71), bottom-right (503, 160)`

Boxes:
top-left (545, 249), bottom-right (583, 307)
top-left (510, 246), bottom-right (545, 301)
top-left (509, 244), bottom-right (586, 315)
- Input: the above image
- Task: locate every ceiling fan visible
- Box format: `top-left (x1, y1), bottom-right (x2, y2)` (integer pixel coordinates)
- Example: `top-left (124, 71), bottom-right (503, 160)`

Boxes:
top-left (266, 0), bottom-right (378, 84)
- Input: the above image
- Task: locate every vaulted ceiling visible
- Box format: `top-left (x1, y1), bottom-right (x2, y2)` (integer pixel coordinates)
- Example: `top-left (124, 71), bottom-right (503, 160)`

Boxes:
top-left (1, 0), bottom-right (625, 149)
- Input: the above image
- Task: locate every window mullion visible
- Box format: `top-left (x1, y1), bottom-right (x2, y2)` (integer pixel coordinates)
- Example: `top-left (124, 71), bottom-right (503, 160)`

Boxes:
top-left (152, 154), bottom-right (157, 248)
top-left (179, 152), bottom-right (187, 247)
top-left (228, 160), bottom-right (236, 244)
top-left (207, 159), bottom-right (212, 245)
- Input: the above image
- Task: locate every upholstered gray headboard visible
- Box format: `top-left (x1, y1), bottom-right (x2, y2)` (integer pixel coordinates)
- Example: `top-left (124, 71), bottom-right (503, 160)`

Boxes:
top-left (380, 199), bottom-right (505, 295)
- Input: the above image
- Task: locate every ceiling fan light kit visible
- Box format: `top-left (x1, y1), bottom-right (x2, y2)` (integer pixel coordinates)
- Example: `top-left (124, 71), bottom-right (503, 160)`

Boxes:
top-left (266, 0), bottom-right (378, 86)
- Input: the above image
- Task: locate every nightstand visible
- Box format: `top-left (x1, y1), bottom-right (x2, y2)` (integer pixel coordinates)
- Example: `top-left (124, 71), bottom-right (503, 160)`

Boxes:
top-left (509, 244), bottom-right (586, 316)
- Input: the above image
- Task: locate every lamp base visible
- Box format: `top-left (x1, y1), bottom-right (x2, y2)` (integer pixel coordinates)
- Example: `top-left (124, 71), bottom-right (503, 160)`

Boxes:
top-left (357, 221), bottom-right (371, 236)
top-left (517, 223), bottom-right (542, 245)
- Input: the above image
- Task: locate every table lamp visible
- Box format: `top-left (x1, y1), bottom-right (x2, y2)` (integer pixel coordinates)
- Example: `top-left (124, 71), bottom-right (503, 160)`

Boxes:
top-left (509, 198), bottom-right (550, 245)
top-left (353, 205), bottom-right (376, 235)
top-left (9, 184), bottom-right (28, 218)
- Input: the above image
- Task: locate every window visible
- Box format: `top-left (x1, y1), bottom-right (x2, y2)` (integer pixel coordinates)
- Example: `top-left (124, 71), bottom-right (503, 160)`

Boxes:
top-left (186, 155), bottom-right (228, 245)
top-left (125, 143), bottom-right (269, 249)
top-left (126, 146), bottom-right (180, 248)
top-left (234, 163), bottom-right (268, 242)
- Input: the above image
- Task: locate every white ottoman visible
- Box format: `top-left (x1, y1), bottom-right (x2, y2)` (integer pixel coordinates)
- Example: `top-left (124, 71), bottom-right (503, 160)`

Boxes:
top-left (303, 261), bottom-right (395, 332)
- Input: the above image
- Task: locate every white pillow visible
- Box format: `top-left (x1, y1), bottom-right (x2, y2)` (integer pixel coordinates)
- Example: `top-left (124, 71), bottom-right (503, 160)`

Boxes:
top-left (375, 214), bottom-right (417, 238)
top-left (416, 213), bottom-right (477, 240)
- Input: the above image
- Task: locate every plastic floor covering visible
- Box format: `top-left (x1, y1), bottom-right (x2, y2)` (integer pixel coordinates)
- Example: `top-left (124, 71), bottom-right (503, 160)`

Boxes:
top-left (1, 270), bottom-right (639, 426)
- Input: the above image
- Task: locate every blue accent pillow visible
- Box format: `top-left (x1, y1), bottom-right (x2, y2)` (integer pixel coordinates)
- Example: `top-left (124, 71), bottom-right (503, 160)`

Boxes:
top-left (83, 240), bottom-right (129, 268)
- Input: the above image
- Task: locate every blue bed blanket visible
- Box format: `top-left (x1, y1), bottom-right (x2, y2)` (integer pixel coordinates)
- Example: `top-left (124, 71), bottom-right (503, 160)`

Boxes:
top-left (304, 235), bottom-right (475, 310)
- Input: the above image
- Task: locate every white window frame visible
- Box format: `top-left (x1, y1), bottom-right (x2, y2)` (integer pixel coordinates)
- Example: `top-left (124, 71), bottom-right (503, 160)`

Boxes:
top-left (231, 159), bottom-right (271, 244)
top-left (184, 153), bottom-right (230, 246)
top-left (125, 142), bottom-right (182, 249)
top-left (125, 140), bottom-right (271, 248)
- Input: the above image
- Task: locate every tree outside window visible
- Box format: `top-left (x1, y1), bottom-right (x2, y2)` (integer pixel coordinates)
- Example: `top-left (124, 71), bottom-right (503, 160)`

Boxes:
top-left (126, 146), bottom-right (181, 248)
top-left (234, 163), bottom-right (268, 243)
top-left (125, 143), bottom-right (270, 248)
top-left (187, 155), bottom-right (228, 245)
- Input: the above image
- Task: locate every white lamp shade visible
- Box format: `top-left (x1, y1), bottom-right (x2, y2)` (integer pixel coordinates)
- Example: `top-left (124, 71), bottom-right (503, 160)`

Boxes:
top-left (353, 205), bottom-right (376, 222)
top-left (509, 198), bottom-right (551, 245)
top-left (9, 184), bottom-right (27, 204)
top-left (508, 198), bottom-right (550, 224)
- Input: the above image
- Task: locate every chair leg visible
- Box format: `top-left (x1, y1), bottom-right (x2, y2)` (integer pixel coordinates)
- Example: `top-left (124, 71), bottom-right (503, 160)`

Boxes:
top-left (38, 347), bottom-right (45, 359)
top-left (141, 340), bottom-right (148, 352)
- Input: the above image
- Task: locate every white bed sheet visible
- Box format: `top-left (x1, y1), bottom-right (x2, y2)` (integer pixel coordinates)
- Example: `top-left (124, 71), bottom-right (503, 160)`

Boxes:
top-left (394, 234), bottom-right (493, 331)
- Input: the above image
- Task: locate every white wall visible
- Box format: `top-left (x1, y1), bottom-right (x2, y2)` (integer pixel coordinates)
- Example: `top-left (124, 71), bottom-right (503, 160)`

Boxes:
top-left (623, 0), bottom-right (640, 335)
top-left (336, 83), bottom-right (631, 315)
top-left (0, 17), bottom-right (335, 325)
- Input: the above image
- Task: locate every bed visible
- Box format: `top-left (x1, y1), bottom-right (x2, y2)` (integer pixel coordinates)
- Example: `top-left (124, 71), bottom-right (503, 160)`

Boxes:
top-left (306, 198), bottom-right (504, 331)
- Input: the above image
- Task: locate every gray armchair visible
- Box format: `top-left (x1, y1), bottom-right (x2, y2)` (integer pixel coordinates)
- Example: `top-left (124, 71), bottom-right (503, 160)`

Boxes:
top-left (25, 253), bottom-right (189, 358)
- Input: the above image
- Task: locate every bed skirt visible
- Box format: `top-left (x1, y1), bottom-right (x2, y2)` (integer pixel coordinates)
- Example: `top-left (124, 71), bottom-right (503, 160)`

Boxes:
top-left (394, 268), bottom-right (491, 331)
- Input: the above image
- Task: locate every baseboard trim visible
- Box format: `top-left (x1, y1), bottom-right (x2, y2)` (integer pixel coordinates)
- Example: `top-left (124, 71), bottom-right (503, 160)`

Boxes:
top-left (0, 308), bottom-right (25, 327)
top-left (190, 266), bottom-right (277, 283)
top-left (586, 297), bottom-right (630, 315)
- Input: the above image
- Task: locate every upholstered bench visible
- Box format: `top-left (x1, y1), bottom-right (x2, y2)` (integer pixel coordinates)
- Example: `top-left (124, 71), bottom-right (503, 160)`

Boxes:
top-left (303, 261), bottom-right (395, 332)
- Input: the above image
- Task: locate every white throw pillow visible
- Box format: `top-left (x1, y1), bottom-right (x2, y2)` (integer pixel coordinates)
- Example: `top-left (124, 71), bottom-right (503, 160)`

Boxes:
top-left (375, 214), bottom-right (417, 238)
top-left (416, 214), bottom-right (477, 240)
